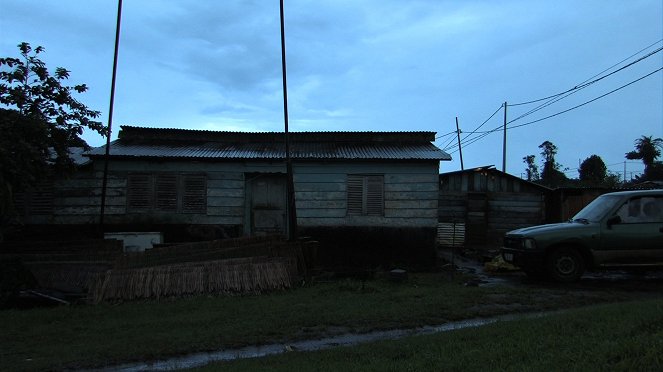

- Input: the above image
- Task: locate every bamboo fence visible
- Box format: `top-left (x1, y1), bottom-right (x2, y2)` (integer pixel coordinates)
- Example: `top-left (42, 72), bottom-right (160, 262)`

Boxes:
top-left (89, 256), bottom-right (296, 303)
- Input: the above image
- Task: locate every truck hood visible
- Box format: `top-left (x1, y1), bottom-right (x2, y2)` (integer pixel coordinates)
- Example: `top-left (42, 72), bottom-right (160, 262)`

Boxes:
top-left (507, 221), bottom-right (595, 238)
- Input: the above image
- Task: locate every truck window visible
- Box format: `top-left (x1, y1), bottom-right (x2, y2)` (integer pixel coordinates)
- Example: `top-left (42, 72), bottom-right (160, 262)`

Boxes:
top-left (616, 196), bottom-right (663, 223)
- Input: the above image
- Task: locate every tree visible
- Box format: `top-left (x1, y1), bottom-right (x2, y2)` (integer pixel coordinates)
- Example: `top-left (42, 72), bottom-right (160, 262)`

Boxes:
top-left (0, 42), bottom-right (106, 226)
top-left (538, 141), bottom-right (567, 187)
top-left (578, 154), bottom-right (607, 186)
top-left (523, 155), bottom-right (539, 182)
top-left (625, 135), bottom-right (663, 180)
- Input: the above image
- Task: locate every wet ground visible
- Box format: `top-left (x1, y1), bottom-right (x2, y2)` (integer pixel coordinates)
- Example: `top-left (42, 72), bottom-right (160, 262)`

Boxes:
top-left (82, 250), bottom-right (663, 371)
top-left (89, 311), bottom-right (561, 372)
top-left (439, 247), bottom-right (663, 292)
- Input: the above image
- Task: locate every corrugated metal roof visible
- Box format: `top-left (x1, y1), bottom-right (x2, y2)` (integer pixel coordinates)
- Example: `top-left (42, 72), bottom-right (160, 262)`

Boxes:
top-left (88, 141), bottom-right (451, 160)
top-left (86, 126), bottom-right (452, 161)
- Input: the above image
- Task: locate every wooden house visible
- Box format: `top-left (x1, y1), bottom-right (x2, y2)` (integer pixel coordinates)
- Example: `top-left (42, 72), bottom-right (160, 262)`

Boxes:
top-left (438, 166), bottom-right (550, 251)
top-left (14, 126), bottom-right (451, 267)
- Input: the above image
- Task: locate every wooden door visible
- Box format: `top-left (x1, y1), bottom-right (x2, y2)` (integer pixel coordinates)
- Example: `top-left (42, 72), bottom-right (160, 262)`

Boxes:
top-left (247, 174), bottom-right (286, 235)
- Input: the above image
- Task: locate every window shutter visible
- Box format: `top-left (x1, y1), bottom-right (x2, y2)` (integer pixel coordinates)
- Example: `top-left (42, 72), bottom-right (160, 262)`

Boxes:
top-left (365, 175), bottom-right (384, 215)
top-left (155, 174), bottom-right (178, 211)
top-left (182, 175), bottom-right (206, 213)
top-left (347, 175), bottom-right (364, 215)
top-left (127, 174), bottom-right (152, 211)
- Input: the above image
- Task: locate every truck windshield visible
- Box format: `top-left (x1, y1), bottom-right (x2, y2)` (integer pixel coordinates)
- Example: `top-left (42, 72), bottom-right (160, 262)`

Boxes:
top-left (572, 194), bottom-right (621, 222)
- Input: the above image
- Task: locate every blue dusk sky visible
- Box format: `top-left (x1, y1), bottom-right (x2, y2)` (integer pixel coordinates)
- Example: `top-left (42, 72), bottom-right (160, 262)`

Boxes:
top-left (1, 0), bottom-right (661, 179)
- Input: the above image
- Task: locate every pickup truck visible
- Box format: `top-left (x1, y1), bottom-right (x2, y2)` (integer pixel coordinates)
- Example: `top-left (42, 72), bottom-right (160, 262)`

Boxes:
top-left (501, 189), bottom-right (663, 282)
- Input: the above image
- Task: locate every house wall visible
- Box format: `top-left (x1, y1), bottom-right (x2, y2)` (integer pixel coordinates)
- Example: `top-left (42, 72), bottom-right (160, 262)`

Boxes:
top-left (17, 159), bottom-right (440, 267)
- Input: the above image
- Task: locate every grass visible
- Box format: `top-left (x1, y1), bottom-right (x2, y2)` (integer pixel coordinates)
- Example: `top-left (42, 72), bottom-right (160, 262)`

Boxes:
top-left (1, 272), bottom-right (659, 370)
top-left (206, 299), bottom-right (663, 371)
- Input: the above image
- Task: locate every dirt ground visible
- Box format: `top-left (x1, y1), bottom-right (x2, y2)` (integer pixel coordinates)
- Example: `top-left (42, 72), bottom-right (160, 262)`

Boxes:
top-left (439, 247), bottom-right (663, 299)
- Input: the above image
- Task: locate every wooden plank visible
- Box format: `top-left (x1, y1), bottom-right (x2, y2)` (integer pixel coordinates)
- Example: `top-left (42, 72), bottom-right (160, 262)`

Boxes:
top-left (296, 200), bottom-right (347, 209)
top-left (206, 172), bottom-right (244, 181)
top-left (207, 188), bottom-right (244, 198)
top-left (385, 183), bottom-right (438, 192)
top-left (207, 179), bottom-right (244, 189)
top-left (294, 182), bottom-right (345, 192)
top-left (54, 206), bottom-right (125, 215)
top-left (296, 209), bottom-right (347, 218)
top-left (206, 206), bottom-right (244, 217)
top-left (207, 196), bottom-right (244, 207)
top-left (295, 191), bottom-right (346, 201)
top-left (385, 191), bottom-right (438, 200)
top-left (385, 200), bottom-right (437, 209)
top-left (385, 174), bottom-right (438, 184)
top-left (385, 208), bottom-right (437, 218)
top-left (55, 197), bottom-right (125, 206)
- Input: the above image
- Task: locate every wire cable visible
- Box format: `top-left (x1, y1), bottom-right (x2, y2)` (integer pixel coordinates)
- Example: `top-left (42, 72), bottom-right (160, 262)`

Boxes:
top-left (509, 67), bottom-right (662, 130)
top-left (507, 46), bottom-right (663, 124)
top-left (510, 40), bottom-right (663, 107)
top-left (442, 104), bottom-right (503, 150)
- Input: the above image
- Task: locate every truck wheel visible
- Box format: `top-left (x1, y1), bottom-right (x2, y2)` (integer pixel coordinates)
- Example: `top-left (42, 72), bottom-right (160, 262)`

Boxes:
top-left (546, 248), bottom-right (584, 282)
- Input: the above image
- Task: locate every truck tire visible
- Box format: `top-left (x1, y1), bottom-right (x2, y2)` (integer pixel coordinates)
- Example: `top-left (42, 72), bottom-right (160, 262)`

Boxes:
top-left (546, 247), bottom-right (584, 282)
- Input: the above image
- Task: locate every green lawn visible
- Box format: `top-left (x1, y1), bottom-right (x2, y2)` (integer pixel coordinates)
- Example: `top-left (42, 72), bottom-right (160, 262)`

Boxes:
top-left (1, 272), bottom-right (659, 370)
top-left (207, 299), bottom-right (663, 371)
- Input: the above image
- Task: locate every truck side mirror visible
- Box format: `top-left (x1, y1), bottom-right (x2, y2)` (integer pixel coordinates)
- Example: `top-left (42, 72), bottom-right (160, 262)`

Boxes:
top-left (607, 215), bottom-right (621, 229)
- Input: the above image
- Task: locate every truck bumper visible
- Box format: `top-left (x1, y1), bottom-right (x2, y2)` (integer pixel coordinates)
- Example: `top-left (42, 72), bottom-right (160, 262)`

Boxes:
top-left (501, 247), bottom-right (545, 270)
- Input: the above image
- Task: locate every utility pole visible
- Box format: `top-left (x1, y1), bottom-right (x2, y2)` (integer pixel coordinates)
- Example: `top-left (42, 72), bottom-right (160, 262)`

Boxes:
top-left (100, 0), bottom-right (123, 230)
top-left (502, 102), bottom-right (507, 173)
top-left (280, 0), bottom-right (297, 241)
top-left (455, 117), bottom-right (464, 170)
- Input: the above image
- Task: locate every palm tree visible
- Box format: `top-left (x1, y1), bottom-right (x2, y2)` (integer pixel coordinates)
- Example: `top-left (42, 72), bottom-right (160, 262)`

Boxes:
top-left (626, 135), bottom-right (663, 177)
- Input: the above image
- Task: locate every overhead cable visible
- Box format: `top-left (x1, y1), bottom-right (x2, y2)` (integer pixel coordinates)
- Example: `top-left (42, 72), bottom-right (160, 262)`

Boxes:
top-left (509, 40), bottom-right (662, 107)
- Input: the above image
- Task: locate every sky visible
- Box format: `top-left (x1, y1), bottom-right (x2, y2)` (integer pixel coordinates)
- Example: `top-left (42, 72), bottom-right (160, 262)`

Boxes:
top-left (1, 0), bottom-right (662, 180)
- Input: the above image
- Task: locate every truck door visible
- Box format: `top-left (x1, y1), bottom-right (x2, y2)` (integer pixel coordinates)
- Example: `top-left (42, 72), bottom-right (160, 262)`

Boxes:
top-left (600, 195), bottom-right (663, 266)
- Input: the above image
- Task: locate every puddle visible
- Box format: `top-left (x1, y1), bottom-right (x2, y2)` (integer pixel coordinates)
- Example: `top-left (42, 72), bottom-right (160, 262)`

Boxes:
top-left (88, 311), bottom-right (555, 371)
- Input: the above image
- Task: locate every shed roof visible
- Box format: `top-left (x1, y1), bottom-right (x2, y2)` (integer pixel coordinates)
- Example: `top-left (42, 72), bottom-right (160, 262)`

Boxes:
top-left (439, 165), bottom-right (551, 191)
top-left (87, 126), bottom-right (452, 161)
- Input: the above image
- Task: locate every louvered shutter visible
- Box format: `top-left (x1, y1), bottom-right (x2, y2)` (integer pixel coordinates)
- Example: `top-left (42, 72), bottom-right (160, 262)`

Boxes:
top-left (127, 174), bottom-right (152, 211)
top-left (365, 175), bottom-right (384, 215)
top-left (182, 174), bottom-right (206, 213)
top-left (29, 183), bottom-right (54, 215)
top-left (155, 174), bottom-right (178, 211)
top-left (347, 175), bottom-right (364, 215)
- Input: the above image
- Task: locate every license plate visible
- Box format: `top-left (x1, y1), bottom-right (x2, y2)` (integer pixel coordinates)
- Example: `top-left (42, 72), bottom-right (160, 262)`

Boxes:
top-left (503, 253), bottom-right (514, 262)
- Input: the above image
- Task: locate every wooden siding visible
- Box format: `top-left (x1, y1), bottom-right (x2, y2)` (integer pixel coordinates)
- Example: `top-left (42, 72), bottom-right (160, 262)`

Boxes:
top-left (438, 169), bottom-right (548, 247)
top-left (438, 191), bottom-right (545, 246)
top-left (293, 162), bottom-right (439, 228)
top-left (25, 159), bottom-right (439, 230)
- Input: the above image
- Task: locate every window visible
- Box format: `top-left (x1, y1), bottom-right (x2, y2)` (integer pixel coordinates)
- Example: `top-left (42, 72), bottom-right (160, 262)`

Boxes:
top-left (615, 196), bottom-right (663, 223)
top-left (14, 182), bottom-right (54, 216)
top-left (127, 173), bottom-right (206, 213)
top-left (347, 174), bottom-right (384, 216)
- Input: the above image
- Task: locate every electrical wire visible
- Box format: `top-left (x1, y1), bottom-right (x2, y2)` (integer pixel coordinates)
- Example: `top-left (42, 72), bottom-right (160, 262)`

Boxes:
top-left (435, 130), bottom-right (457, 140)
top-left (442, 104), bottom-right (503, 150)
top-left (510, 39), bottom-right (662, 107)
top-left (446, 65), bottom-right (661, 153)
top-left (507, 45), bottom-right (663, 124)
top-left (508, 67), bottom-right (663, 130)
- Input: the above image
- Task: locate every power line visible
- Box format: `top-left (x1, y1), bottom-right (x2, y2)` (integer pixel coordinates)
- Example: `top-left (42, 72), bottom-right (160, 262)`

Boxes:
top-left (442, 104), bottom-right (502, 150)
top-left (509, 67), bottom-right (663, 130)
top-left (446, 66), bottom-right (662, 153)
top-left (507, 45), bottom-right (663, 124)
top-left (435, 130), bottom-right (457, 140)
top-left (510, 40), bottom-right (663, 107)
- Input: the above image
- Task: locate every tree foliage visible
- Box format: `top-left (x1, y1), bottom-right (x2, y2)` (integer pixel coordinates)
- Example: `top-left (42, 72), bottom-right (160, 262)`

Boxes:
top-left (625, 135), bottom-right (663, 181)
top-left (578, 155), bottom-right (607, 186)
top-left (538, 141), bottom-right (567, 187)
top-left (0, 42), bottom-right (106, 223)
top-left (522, 155), bottom-right (539, 182)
